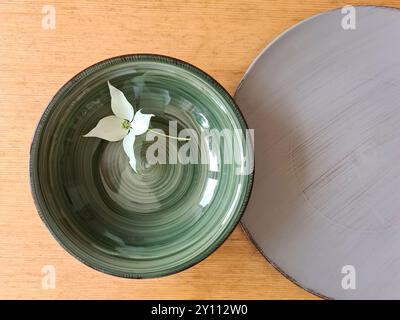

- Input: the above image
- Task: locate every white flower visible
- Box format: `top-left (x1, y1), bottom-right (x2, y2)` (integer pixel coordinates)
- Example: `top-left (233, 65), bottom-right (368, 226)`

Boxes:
top-left (83, 81), bottom-right (154, 172)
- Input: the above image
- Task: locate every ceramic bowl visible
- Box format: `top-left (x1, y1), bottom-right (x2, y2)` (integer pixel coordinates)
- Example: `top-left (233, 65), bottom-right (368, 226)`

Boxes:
top-left (30, 54), bottom-right (253, 278)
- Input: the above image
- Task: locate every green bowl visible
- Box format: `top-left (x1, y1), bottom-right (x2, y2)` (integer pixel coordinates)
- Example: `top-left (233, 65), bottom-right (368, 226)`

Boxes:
top-left (30, 54), bottom-right (253, 278)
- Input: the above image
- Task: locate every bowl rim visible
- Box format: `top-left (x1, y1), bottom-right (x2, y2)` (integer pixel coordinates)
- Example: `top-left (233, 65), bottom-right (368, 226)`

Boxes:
top-left (29, 53), bottom-right (255, 279)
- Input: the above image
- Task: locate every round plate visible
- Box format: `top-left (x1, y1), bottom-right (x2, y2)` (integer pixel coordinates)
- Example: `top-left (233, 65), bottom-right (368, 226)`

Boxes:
top-left (235, 6), bottom-right (400, 299)
top-left (30, 54), bottom-right (253, 278)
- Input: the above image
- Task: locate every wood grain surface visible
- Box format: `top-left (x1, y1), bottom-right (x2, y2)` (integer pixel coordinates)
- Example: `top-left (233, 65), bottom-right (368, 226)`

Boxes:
top-left (0, 0), bottom-right (397, 300)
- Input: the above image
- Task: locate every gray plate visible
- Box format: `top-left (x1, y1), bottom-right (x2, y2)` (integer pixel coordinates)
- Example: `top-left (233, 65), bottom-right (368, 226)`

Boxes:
top-left (235, 6), bottom-right (400, 299)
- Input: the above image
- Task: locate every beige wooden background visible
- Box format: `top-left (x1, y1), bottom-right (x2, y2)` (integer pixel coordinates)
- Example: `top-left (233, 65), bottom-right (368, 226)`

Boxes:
top-left (0, 0), bottom-right (397, 299)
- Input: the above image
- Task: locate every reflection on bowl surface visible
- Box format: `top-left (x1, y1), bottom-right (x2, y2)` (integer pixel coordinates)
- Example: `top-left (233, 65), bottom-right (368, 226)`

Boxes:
top-left (30, 54), bottom-right (253, 278)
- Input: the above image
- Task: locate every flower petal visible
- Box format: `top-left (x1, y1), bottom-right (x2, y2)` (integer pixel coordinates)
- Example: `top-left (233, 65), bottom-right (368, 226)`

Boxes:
top-left (131, 109), bottom-right (155, 135)
top-left (83, 115), bottom-right (127, 142)
top-left (108, 81), bottom-right (134, 120)
top-left (123, 130), bottom-right (137, 172)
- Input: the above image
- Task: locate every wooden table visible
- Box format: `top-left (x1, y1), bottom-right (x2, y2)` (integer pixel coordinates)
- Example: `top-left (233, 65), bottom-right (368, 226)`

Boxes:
top-left (1, 0), bottom-right (396, 300)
